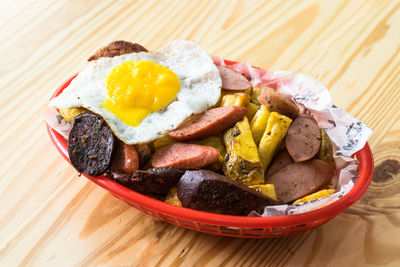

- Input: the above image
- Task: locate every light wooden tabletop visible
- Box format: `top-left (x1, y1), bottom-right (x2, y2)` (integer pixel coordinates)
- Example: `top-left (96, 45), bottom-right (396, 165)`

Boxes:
top-left (1, 0), bottom-right (400, 266)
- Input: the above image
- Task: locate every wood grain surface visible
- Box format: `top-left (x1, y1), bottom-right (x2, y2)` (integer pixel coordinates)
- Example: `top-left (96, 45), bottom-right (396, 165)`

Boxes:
top-left (1, 0), bottom-right (399, 266)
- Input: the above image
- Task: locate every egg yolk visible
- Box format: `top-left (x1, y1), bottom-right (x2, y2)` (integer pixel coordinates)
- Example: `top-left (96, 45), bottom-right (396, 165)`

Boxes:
top-left (103, 60), bottom-right (180, 126)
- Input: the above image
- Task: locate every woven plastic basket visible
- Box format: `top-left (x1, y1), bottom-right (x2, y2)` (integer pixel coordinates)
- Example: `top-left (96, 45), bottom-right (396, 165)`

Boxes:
top-left (46, 61), bottom-right (374, 238)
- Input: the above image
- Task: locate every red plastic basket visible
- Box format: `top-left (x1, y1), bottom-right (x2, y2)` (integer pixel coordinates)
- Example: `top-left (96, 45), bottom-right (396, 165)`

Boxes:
top-left (46, 61), bottom-right (374, 238)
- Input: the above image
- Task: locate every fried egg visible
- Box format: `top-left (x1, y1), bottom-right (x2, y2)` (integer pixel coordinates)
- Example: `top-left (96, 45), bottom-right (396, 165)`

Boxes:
top-left (49, 40), bottom-right (222, 144)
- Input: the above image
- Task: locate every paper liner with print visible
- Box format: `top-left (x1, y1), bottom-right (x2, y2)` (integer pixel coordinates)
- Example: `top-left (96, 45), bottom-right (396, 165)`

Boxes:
top-left (214, 56), bottom-right (372, 216)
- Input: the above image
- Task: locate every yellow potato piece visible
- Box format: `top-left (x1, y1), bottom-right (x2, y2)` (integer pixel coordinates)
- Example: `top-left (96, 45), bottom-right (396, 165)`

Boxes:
top-left (249, 184), bottom-right (277, 201)
top-left (191, 136), bottom-right (226, 171)
top-left (165, 187), bottom-right (182, 206)
top-left (250, 105), bottom-right (271, 145)
top-left (318, 129), bottom-right (336, 168)
top-left (246, 102), bottom-right (259, 121)
top-left (251, 87), bottom-right (262, 105)
top-left (258, 112), bottom-right (292, 170)
top-left (153, 136), bottom-right (175, 150)
top-left (293, 189), bottom-right (336, 204)
top-left (59, 107), bottom-right (88, 123)
top-left (220, 93), bottom-right (251, 107)
top-left (223, 117), bottom-right (264, 185)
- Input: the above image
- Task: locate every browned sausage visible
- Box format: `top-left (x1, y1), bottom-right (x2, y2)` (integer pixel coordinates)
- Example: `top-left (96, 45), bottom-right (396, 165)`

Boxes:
top-left (285, 114), bottom-right (321, 162)
top-left (134, 143), bottom-right (152, 168)
top-left (257, 87), bottom-right (299, 119)
top-left (177, 170), bottom-right (277, 215)
top-left (266, 159), bottom-right (334, 203)
top-left (151, 143), bottom-right (219, 168)
top-left (168, 106), bottom-right (247, 141)
top-left (266, 148), bottom-right (293, 177)
top-left (88, 40), bottom-right (148, 61)
top-left (114, 167), bottom-right (187, 196)
top-left (217, 65), bottom-right (251, 91)
top-left (110, 141), bottom-right (139, 175)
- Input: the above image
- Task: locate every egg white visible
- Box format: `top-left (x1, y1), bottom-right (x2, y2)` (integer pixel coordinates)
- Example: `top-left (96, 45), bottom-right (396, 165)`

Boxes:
top-left (49, 40), bottom-right (222, 144)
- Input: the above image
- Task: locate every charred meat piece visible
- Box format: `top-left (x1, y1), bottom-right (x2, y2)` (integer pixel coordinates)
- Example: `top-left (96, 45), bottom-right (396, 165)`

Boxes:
top-left (177, 170), bottom-right (277, 216)
top-left (88, 40), bottom-right (148, 61)
top-left (114, 167), bottom-right (187, 196)
top-left (68, 113), bottom-right (115, 176)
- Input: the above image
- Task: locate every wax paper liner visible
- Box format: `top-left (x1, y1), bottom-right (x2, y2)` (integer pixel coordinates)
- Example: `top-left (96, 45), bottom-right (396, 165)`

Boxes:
top-left (214, 56), bottom-right (372, 216)
top-left (45, 57), bottom-right (373, 217)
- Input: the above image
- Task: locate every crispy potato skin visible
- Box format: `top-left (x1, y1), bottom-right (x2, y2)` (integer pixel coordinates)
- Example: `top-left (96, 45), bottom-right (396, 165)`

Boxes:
top-left (223, 117), bottom-right (264, 185)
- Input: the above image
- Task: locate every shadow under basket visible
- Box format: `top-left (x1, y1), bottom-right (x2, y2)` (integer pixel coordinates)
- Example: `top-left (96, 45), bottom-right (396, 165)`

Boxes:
top-left (46, 60), bottom-right (374, 238)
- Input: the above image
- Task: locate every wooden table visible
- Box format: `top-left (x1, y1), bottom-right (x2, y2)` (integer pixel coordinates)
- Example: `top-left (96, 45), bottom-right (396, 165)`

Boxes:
top-left (1, 0), bottom-right (399, 265)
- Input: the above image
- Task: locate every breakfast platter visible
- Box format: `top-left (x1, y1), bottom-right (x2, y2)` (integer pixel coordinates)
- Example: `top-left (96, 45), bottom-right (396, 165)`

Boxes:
top-left (2, 0), bottom-right (400, 265)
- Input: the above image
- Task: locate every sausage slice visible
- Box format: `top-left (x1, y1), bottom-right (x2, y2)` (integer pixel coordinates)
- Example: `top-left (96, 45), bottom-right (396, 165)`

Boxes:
top-left (168, 106), bottom-right (247, 141)
top-left (177, 170), bottom-right (277, 215)
top-left (266, 148), bottom-right (293, 177)
top-left (110, 141), bottom-right (139, 175)
top-left (257, 87), bottom-right (299, 119)
top-left (151, 143), bottom-right (219, 168)
top-left (266, 159), bottom-right (334, 203)
top-left (68, 113), bottom-right (115, 176)
top-left (217, 65), bottom-right (251, 91)
top-left (88, 40), bottom-right (148, 61)
top-left (285, 114), bottom-right (321, 162)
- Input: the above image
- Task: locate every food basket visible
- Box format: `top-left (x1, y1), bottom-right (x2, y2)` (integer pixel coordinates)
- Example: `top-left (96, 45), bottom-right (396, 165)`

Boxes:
top-left (46, 60), bottom-right (374, 238)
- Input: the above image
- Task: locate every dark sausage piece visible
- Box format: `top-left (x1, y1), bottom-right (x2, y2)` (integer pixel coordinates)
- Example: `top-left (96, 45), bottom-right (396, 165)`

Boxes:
top-left (151, 143), bottom-right (219, 169)
top-left (168, 106), bottom-right (247, 141)
top-left (109, 141), bottom-right (139, 175)
top-left (134, 143), bottom-right (152, 168)
top-left (88, 40), bottom-right (148, 61)
top-left (217, 65), bottom-right (252, 91)
top-left (68, 113), bottom-right (115, 176)
top-left (285, 114), bottom-right (321, 162)
top-left (257, 87), bottom-right (299, 119)
top-left (177, 170), bottom-right (277, 216)
top-left (266, 148), bottom-right (293, 177)
top-left (266, 159), bottom-right (334, 203)
top-left (114, 167), bottom-right (187, 196)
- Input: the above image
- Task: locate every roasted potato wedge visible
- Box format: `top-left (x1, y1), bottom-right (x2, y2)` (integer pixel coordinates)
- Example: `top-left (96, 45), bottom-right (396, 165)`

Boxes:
top-left (250, 105), bottom-right (271, 145)
top-left (153, 135), bottom-right (175, 150)
top-left (165, 187), bottom-right (182, 206)
top-left (220, 93), bottom-right (251, 107)
top-left (293, 188), bottom-right (335, 204)
top-left (59, 107), bottom-right (88, 123)
top-left (223, 117), bottom-right (264, 185)
top-left (249, 184), bottom-right (278, 201)
top-left (251, 87), bottom-right (262, 105)
top-left (258, 112), bottom-right (292, 170)
top-left (318, 129), bottom-right (336, 168)
top-left (246, 102), bottom-right (259, 121)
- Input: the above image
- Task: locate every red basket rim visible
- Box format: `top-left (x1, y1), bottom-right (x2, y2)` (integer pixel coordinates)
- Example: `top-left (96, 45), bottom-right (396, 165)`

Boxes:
top-left (46, 61), bottom-right (374, 228)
